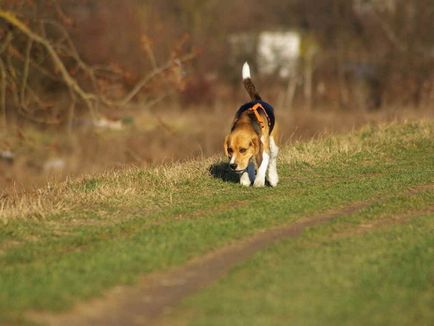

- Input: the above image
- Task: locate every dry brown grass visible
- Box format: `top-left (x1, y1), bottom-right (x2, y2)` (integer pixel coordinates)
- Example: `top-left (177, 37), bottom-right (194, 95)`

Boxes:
top-left (1, 99), bottom-right (433, 195)
top-left (0, 156), bottom-right (217, 222)
top-left (1, 119), bottom-right (433, 223)
top-left (282, 118), bottom-right (434, 166)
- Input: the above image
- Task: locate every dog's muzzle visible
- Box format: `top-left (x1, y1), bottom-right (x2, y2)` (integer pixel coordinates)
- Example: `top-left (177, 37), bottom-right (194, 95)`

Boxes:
top-left (229, 163), bottom-right (246, 174)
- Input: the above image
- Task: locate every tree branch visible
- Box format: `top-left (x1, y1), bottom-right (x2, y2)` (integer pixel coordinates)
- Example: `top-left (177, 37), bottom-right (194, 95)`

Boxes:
top-left (0, 58), bottom-right (6, 128)
top-left (118, 53), bottom-right (195, 106)
top-left (20, 39), bottom-right (32, 108)
top-left (0, 10), bottom-right (97, 115)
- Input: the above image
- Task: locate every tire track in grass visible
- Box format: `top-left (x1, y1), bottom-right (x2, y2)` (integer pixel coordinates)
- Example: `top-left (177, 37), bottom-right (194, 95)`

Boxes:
top-left (29, 202), bottom-right (369, 326)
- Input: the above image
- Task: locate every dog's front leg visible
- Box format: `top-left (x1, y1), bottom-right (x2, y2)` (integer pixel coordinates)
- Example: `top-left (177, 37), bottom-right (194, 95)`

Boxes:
top-left (240, 161), bottom-right (256, 186)
top-left (253, 151), bottom-right (269, 187)
top-left (267, 136), bottom-right (279, 187)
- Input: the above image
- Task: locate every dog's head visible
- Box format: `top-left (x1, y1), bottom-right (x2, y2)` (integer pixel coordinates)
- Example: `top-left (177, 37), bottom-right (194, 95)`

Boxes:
top-left (224, 128), bottom-right (260, 173)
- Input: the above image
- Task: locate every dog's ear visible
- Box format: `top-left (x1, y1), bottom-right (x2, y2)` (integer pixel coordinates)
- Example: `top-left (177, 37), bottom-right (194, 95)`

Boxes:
top-left (252, 135), bottom-right (261, 155)
top-left (223, 135), bottom-right (230, 157)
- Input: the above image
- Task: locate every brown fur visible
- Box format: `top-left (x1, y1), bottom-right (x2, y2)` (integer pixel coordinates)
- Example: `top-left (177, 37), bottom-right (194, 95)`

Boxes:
top-left (243, 78), bottom-right (262, 101)
top-left (224, 114), bottom-right (279, 171)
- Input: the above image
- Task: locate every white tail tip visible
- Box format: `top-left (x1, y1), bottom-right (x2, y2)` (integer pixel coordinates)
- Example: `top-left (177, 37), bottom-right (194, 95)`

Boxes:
top-left (242, 62), bottom-right (251, 80)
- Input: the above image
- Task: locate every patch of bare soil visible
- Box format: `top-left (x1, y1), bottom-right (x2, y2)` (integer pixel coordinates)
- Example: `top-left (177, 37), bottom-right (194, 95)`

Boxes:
top-left (28, 202), bottom-right (368, 326)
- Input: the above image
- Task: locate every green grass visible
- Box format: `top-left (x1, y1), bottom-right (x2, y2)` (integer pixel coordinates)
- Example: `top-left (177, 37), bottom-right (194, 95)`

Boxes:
top-left (0, 121), bottom-right (433, 324)
top-left (174, 192), bottom-right (434, 325)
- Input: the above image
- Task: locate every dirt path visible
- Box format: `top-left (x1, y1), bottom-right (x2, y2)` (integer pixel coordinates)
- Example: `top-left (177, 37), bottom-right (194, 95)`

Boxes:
top-left (29, 202), bottom-right (370, 326)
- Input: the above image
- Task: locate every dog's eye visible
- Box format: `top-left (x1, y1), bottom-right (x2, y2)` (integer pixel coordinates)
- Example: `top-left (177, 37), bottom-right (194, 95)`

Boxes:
top-left (239, 148), bottom-right (247, 153)
top-left (228, 148), bottom-right (233, 154)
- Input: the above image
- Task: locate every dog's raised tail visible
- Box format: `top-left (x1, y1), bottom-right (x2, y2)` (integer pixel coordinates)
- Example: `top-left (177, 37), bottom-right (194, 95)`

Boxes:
top-left (242, 62), bottom-right (261, 101)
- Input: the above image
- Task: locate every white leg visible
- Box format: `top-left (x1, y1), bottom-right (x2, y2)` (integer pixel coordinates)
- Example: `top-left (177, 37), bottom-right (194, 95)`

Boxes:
top-left (240, 161), bottom-right (255, 186)
top-left (267, 137), bottom-right (279, 187)
top-left (240, 171), bottom-right (251, 186)
top-left (253, 151), bottom-right (270, 187)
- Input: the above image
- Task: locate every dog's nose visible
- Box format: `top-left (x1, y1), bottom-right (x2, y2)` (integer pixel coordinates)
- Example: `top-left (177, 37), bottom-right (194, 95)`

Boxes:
top-left (229, 163), bottom-right (237, 170)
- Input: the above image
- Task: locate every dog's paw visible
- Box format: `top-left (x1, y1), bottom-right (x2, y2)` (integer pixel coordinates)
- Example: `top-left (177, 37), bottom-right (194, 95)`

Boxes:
top-left (268, 173), bottom-right (279, 187)
top-left (240, 179), bottom-right (251, 187)
top-left (240, 173), bottom-right (251, 187)
top-left (268, 178), bottom-right (279, 187)
top-left (253, 178), bottom-right (265, 187)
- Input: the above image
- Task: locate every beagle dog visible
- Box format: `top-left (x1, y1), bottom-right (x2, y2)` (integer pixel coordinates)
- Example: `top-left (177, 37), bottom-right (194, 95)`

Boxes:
top-left (224, 62), bottom-right (279, 187)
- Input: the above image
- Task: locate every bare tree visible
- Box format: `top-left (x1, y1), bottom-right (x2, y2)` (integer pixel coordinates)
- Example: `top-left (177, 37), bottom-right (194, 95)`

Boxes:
top-left (0, 2), bottom-right (195, 129)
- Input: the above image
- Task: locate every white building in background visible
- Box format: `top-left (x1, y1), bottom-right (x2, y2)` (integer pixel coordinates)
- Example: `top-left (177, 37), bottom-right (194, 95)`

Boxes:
top-left (229, 30), bottom-right (302, 79)
top-left (257, 31), bottom-right (301, 78)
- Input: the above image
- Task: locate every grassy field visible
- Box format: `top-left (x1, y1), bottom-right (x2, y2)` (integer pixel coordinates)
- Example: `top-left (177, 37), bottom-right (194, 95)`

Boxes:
top-left (171, 192), bottom-right (434, 325)
top-left (0, 121), bottom-right (433, 324)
